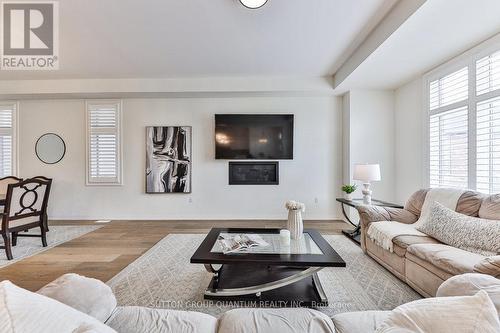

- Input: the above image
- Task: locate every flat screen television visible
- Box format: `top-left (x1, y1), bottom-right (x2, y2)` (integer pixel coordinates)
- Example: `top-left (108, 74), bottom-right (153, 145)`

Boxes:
top-left (215, 114), bottom-right (294, 159)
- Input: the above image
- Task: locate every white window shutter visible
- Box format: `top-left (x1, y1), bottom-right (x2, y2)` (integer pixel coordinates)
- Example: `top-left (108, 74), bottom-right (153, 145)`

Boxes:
top-left (476, 96), bottom-right (500, 194)
top-left (429, 67), bottom-right (468, 110)
top-left (476, 50), bottom-right (500, 96)
top-left (429, 106), bottom-right (468, 189)
top-left (86, 101), bottom-right (122, 185)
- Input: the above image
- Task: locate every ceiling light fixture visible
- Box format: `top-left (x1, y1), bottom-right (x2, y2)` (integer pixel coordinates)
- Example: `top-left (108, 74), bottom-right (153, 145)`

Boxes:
top-left (239, 0), bottom-right (268, 9)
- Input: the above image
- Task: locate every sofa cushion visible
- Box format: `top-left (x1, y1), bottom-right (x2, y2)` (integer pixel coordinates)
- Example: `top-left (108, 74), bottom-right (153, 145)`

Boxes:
top-left (218, 308), bottom-right (335, 333)
top-left (404, 189), bottom-right (429, 216)
top-left (374, 291), bottom-right (500, 333)
top-left (456, 190), bottom-right (484, 216)
top-left (474, 256), bottom-right (500, 277)
top-left (405, 254), bottom-right (450, 296)
top-left (417, 202), bottom-right (500, 256)
top-left (406, 243), bottom-right (485, 276)
top-left (392, 235), bottom-right (441, 254)
top-left (0, 280), bottom-right (116, 333)
top-left (106, 306), bottom-right (217, 333)
top-left (37, 273), bottom-right (117, 323)
top-left (331, 311), bottom-right (390, 333)
top-left (437, 273), bottom-right (500, 314)
top-left (480, 194), bottom-right (500, 220)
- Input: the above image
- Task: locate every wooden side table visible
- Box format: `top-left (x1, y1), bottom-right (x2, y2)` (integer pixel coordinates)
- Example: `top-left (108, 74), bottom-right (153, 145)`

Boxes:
top-left (336, 198), bottom-right (403, 245)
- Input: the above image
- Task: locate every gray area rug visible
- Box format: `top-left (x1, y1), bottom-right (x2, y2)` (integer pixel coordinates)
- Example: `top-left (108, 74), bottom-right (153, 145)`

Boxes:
top-left (107, 234), bottom-right (421, 317)
top-left (0, 225), bottom-right (101, 268)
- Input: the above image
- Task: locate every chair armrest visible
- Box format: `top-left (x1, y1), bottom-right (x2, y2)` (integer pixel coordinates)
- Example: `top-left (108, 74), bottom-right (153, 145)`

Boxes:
top-left (474, 256), bottom-right (500, 277)
top-left (37, 273), bottom-right (117, 322)
top-left (356, 206), bottom-right (417, 228)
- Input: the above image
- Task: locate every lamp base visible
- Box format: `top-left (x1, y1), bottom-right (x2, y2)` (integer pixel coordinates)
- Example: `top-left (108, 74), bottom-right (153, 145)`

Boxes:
top-left (361, 183), bottom-right (372, 205)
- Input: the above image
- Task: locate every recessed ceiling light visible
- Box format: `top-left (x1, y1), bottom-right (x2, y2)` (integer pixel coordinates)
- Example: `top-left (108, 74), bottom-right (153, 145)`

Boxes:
top-left (239, 0), bottom-right (268, 9)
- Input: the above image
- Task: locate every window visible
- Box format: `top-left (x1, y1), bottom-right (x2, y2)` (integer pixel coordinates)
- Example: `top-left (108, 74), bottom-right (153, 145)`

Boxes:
top-left (0, 102), bottom-right (17, 177)
top-left (426, 39), bottom-right (500, 193)
top-left (86, 100), bottom-right (122, 185)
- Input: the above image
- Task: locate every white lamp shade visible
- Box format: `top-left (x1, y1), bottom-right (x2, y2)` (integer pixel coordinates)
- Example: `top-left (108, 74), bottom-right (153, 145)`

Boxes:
top-left (239, 0), bottom-right (268, 9)
top-left (353, 164), bottom-right (381, 182)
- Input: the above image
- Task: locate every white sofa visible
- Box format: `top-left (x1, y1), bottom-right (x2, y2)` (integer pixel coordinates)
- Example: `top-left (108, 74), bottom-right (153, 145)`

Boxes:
top-left (1, 273), bottom-right (498, 333)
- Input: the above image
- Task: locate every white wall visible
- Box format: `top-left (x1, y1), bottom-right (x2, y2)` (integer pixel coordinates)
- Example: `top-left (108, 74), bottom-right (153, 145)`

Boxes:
top-left (18, 96), bottom-right (343, 220)
top-left (394, 77), bottom-right (425, 204)
top-left (343, 89), bottom-right (396, 202)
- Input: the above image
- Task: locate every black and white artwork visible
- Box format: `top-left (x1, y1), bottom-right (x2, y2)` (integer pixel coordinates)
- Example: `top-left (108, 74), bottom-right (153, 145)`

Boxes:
top-left (146, 126), bottom-right (192, 193)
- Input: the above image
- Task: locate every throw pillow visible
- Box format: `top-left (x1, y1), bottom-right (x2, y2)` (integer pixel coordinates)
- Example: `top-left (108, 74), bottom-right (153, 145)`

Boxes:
top-left (436, 273), bottom-right (500, 314)
top-left (416, 202), bottom-right (500, 256)
top-left (37, 273), bottom-right (117, 322)
top-left (375, 290), bottom-right (500, 333)
top-left (0, 280), bottom-right (117, 333)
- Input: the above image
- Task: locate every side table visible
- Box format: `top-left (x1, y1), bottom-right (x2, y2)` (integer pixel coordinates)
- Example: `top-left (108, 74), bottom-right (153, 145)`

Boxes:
top-left (336, 198), bottom-right (403, 245)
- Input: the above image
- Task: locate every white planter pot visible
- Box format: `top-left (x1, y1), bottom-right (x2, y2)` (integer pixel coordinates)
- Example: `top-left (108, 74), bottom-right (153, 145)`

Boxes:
top-left (344, 193), bottom-right (352, 200)
top-left (287, 209), bottom-right (303, 240)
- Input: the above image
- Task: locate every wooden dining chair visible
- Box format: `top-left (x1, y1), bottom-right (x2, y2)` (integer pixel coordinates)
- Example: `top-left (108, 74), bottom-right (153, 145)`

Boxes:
top-left (0, 177), bottom-right (52, 260)
top-left (32, 176), bottom-right (52, 232)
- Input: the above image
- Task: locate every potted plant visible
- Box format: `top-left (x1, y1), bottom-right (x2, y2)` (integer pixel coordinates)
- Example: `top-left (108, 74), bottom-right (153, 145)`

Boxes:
top-left (341, 184), bottom-right (357, 200)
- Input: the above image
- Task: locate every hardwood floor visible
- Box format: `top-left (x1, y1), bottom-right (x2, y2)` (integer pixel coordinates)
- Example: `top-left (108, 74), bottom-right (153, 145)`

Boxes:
top-left (0, 219), bottom-right (351, 292)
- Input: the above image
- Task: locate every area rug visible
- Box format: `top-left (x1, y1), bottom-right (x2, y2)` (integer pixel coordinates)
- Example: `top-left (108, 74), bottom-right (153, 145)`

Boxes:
top-left (0, 225), bottom-right (101, 268)
top-left (107, 234), bottom-right (421, 317)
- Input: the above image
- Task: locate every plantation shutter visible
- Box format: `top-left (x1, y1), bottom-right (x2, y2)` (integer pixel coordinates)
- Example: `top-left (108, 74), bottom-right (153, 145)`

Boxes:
top-left (428, 66), bottom-right (469, 189)
top-left (476, 50), bottom-right (500, 96)
top-left (429, 106), bottom-right (469, 189)
top-left (0, 104), bottom-right (15, 177)
top-left (476, 47), bottom-right (500, 194)
top-left (429, 67), bottom-right (468, 110)
top-left (86, 101), bottom-right (122, 185)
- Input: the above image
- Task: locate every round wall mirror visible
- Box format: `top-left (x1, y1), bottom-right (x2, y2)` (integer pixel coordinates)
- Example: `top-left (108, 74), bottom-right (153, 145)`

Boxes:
top-left (35, 133), bottom-right (66, 164)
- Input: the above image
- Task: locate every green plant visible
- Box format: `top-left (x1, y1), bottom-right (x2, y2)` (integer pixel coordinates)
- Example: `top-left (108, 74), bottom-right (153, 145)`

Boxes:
top-left (341, 184), bottom-right (357, 194)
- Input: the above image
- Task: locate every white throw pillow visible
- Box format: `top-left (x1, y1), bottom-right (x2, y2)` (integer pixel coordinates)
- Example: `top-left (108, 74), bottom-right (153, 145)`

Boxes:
top-left (37, 273), bottom-right (117, 322)
top-left (0, 280), bottom-right (117, 333)
top-left (375, 290), bottom-right (500, 333)
top-left (417, 202), bottom-right (500, 256)
top-left (437, 273), bottom-right (500, 314)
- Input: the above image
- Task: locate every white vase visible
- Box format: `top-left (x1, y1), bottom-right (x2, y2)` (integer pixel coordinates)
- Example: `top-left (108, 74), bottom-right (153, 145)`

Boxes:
top-left (344, 192), bottom-right (352, 200)
top-left (287, 209), bottom-right (303, 240)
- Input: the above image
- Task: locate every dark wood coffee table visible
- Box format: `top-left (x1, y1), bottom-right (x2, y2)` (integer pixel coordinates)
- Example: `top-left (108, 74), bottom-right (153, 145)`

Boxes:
top-left (190, 228), bottom-right (346, 307)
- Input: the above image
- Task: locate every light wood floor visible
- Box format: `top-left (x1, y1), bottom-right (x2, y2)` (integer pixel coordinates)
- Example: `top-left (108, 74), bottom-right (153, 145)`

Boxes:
top-left (0, 219), bottom-right (351, 292)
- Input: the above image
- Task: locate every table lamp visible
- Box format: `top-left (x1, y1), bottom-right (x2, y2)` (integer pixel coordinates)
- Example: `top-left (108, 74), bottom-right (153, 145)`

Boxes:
top-left (353, 164), bottom-right (381, 205)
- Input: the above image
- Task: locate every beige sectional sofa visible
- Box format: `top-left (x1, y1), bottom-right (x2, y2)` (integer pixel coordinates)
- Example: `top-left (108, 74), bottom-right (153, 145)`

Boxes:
top-left (357, 189), bottom-right (500, 297)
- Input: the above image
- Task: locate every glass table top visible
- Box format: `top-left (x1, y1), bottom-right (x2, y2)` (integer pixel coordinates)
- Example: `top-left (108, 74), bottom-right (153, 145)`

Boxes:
top-left (210, 232), bottom-right (324, 255)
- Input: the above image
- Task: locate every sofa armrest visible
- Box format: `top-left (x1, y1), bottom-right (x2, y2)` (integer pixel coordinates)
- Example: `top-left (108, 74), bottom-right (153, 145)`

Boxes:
top-left (474, 256), bottom-right (500, 277)
top-left (37, 273), bottom-right (117, 322)
top-left (356, 206), bottom-right (417, 253)
top-left (356, 206), bottom-right (417, 228)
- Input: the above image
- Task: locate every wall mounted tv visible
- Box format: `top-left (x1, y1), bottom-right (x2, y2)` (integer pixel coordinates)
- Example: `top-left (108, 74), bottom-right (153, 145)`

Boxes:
top-left (215, 114), bottom-right (294, 159)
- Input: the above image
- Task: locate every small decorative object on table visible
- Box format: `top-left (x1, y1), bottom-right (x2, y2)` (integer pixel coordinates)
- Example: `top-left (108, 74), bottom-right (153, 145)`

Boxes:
top-left (341, 184), bottom-right (357, 200)
top-left (279, 229), bottom-right (291, 246)
top-left (285, 200), bottom-right (305, 240)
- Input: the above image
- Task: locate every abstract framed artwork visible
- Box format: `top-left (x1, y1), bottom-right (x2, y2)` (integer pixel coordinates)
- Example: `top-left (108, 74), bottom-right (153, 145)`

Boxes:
top-left (146, 126), bottom-right (192, 193)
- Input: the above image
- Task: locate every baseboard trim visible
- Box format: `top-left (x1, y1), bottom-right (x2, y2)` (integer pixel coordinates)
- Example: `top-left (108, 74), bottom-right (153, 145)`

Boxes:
top-left (50, 218), bottom-right (346, 223)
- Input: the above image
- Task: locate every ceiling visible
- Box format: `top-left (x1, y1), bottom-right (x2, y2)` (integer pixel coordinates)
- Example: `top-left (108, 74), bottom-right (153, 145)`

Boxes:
top-left (335, 0), bottom-right (500, 91)
top-left (0, 0), bottom-right (396, 80)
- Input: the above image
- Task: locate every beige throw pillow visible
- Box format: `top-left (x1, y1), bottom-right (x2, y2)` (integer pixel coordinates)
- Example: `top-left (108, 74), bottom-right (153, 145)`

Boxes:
top-left (375, 291), bottom-right (500, 333)
top-left (0, 280), bottom-right (116, 333)
top-left (417, 202), bottom-right (500, 256)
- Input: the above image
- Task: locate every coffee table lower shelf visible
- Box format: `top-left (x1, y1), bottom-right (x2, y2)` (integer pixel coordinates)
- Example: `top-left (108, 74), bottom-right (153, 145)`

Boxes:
top-left (203, 264), bottom-right (328, 307)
